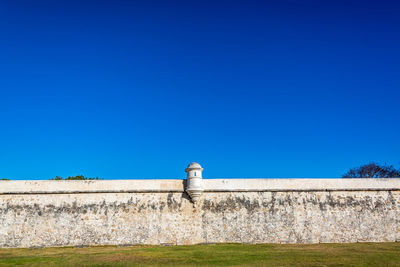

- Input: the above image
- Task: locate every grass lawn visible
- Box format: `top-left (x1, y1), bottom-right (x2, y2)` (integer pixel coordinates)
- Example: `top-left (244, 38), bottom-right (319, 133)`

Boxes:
top-left (0, 242), bottom-right (399, 266)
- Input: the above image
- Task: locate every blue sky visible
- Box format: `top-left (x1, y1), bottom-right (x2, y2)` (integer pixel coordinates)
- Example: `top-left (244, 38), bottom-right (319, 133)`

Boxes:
top-left (0, 0), bottom-right (399, 179)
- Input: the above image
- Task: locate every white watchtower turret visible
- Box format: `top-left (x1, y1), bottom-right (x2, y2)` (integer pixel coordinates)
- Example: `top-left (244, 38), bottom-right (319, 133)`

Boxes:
top-left (185, 162), bottom-right (204, 204)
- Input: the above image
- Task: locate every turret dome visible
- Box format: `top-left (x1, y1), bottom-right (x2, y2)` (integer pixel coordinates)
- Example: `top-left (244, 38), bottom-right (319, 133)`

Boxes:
top-left (186, 162), bottom-right (202, 170)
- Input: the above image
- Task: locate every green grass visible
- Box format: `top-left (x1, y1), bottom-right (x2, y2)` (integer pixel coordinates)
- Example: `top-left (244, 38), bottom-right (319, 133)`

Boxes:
top-left (0, 242), bottom-right (399, 266)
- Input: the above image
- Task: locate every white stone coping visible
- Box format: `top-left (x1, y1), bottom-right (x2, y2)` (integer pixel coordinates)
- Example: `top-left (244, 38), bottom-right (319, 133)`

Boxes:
top-left (0, 180), bottom-right (184, 194)
top-left (0, 179), bottom-right (400, 195)
top-left (204, 178), bottom-right (400, 191)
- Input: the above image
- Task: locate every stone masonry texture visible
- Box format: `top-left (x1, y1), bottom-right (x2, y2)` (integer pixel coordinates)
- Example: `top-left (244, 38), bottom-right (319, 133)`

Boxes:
top-left (0, 184), bottom-right (399, 247)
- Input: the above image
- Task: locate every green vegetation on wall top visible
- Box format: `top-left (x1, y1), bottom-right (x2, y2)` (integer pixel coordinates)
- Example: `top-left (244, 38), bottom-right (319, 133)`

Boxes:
top-left (50, 175), bottom-right (103, 180)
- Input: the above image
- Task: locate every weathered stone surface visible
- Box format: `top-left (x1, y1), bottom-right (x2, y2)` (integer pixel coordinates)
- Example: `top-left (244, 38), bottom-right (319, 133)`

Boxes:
top-left (0, 179), bottom-right (399, 247)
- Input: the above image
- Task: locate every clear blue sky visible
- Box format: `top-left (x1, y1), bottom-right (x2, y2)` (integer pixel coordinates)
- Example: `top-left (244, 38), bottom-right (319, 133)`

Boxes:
top-left (1, 1), bottom-right (399, 180)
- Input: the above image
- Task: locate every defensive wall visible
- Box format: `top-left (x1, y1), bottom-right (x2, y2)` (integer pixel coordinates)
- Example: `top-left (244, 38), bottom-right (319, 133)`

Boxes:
top-left (1, 165), bottom-right (400, 248)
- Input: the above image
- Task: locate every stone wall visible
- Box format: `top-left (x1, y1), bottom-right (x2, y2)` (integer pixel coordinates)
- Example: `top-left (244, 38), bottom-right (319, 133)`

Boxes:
top-left (0, 179), bottom-right (399, 247)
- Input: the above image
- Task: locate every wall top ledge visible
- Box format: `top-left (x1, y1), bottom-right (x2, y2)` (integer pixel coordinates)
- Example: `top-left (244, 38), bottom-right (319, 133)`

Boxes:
top-left (1, 178), bottom-right (400, 195)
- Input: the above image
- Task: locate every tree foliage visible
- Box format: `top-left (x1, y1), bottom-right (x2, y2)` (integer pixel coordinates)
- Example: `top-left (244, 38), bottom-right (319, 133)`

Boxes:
top-left (50, 175), bottom-right (102, 180)
top-left (342, 162), bottom-right (400, 178)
